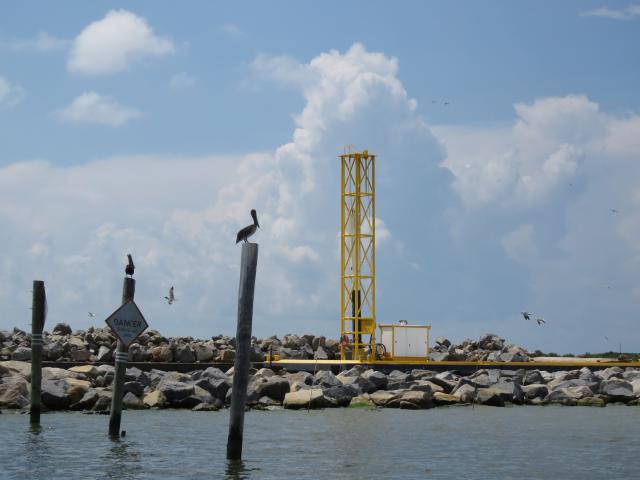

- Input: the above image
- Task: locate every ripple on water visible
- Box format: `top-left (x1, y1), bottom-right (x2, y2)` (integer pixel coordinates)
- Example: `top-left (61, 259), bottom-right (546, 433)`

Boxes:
top-left (1, 406), bottom-right (639, 480)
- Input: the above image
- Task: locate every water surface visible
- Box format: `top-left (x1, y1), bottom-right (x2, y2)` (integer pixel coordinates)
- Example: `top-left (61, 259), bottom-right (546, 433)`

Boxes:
top-left (1, 406), bottom-right (639, 479)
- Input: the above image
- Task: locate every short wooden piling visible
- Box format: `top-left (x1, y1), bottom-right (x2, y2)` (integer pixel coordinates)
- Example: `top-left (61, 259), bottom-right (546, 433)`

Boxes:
top-left (227, 243), bottom-right (259, 460)
top-left (30, 280), bottom-right (46, 427)
top-left (108, 277), bottom-right (135, 438)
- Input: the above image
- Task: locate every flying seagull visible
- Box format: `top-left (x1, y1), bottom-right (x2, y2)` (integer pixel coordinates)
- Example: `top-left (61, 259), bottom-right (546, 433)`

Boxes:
top-left (125, 254), bottom-right (135, 277)
top-left (236, 209), bottom-right (260, 244)
top-left (88, 312), bottom-right (96, 318)
top-left (536, 317), bottom-right (546, 325)
top-left (164, 286), bottom-right (175, 305)
top-left (521, 311), bottom-right (531, 321)
top-left (610, 209), bottom-right (619, 214)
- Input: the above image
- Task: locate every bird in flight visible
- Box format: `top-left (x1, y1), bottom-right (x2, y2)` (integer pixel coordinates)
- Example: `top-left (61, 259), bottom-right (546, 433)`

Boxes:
top-left (536, 317), bottom-right (546, 325)
top-left (521, 311), bottom-right (531, 321)
top-left (164, 286), bottom-right (175, 305)
top-left (125, 254), bottom-right (135, 277)
top-left (610, 209), bottom-right (619, 213)
top-left (444, 101), bottom-right (450, 106)
top-left (88, 312), bottom-right (96, 318)
top-left (236, 209), bottom-right (260, 244)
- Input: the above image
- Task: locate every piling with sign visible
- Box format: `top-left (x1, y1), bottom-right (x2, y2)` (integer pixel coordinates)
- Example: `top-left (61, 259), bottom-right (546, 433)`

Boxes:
top-left (105, 275), bottom-right (148, 438)
top-left (227, 242), bottom-right (259, 460)
top-left (30, 280), bottom-right (46, 427)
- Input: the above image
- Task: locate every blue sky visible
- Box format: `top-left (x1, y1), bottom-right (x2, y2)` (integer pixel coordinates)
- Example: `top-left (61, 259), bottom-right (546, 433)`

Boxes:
top-left (1, 2), bottom-right (639, 353)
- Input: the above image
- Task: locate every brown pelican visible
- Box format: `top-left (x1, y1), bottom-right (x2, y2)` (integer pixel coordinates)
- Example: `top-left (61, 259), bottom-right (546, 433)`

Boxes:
top-left (521, 311), bottom-right (531, 321)
top-left (164, 286), bottom-right (175, 305)
top-left (125, 254), bottom-right (135, 277)
top-left (236, 209), bottom-right (259, 244)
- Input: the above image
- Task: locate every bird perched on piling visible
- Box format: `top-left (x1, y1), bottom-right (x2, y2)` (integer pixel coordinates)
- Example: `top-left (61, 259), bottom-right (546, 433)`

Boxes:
top-left (164, 286), bottom-right (175, 305)
top-left (521, 311), bottom-right (531, 321)
top-left (236, 209), bottom-right (260, 244)
top-left (125, 254), bottom-right (135, 277)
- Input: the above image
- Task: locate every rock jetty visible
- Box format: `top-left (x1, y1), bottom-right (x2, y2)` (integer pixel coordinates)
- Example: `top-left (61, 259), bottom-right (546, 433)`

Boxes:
top-left (1, 324), bottom-right (528, 364)
top-left (1, 361), bottom-right (639, 412)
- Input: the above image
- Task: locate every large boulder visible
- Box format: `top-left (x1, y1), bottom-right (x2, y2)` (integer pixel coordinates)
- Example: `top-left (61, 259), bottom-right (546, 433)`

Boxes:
top-left (52, 323), bottom-right (72, 336)
top-left (151, 346), bottom-right (173, 362)
top-left (157, 380), bottom-right (195, 405)
top-left (258, 376), bottom-right (290, 402)
top-left (369, 390), bottom-right (399, 407)
top-left (0, 361), bottom-right (31, 380)
top-left (361, 370), bottom-right (388, 390)
top-left (453, 384), bottom-right (476, 403)
top-left (43, 342), bottom-right (64, 361)
top-left (314, 370), bottom-right (341, 389)
top-left (478, 334), bottom-right (504, 351)
top-left (600, 379), bottom-right (635, 402)
top-left (96, 346), bottom-right (112, 362)
top-left (11, 347), bottom-right (32, 361)
top-left (283, 389), bottom-right (326, 409)
top-left (193, 344), bottom-right (215, 362)
top-left (122, 392), bottom-right (146, 410)
top-left (433, 392), bottom-right (461, 406)
top-left (522, 384), bottom-right (548, 401)
top-left (491, 381), bottom-right (524, 404)
top-left (174, 344), bottom-right (196, 363)
top-left (323, 384), bottom-right (359, 407)
top-left (194, 377), bottom-right (231, 401)
top-left (387, 390), bottom-right (433, 409)
top-left (143, 390), bottom-right (167, 408)
top-left (0, 377), bottom-right (30, 408)
top-left (544, 389), bottom-right (577, 406)
top-left (476, 388), bottom-right (505, 407)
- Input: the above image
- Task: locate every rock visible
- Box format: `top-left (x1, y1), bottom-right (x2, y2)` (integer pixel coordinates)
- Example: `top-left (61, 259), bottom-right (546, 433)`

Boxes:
top-left (522, 384), bottom-right (548, 400)
top-left (193, 344), bottom-right (215, 362)
top-left (548, 378), bottom-right (596, 392)
top-left (255, 368), bottom-right (275, 378)
top-left (218, 349), bottom-right (235, 362)
top-left (623, 369), bottom-right (640, 382)
top-left (476, 388), bottom-right (505, 407)
top-left (600, 378), bottom-right (635, 402)
top-left (41, 379), bottom-right (72, 410)
top-left (349, 394), bottom-right (375, 408)
top-left (576, 396), bottom-right (606, 407)
top-left (314, 370), bottom-right (341, 389)
top-left (323, 384), bottom-right (359, 407)
top-left (410, 369), bottom-right (436, 381)
top-left (369, 390), bottom-right (399, 407)
top-left (69, 348), bottom-right (91, 362)
top-left (362, 370), bottom-right (388, 389)
top-left (122, 392), bottom-right (146, 410)
top-left (192, 400), bottom-right (222, 411)
top-left (158, 380), bottom-right (195, 405)
top-left (283, 389), bottom-right (325, 409)
top-left (92, 390), bottom-right (112, 411)
top-left (143, 390), bottom-right (167, 408)
top-left (544, 389), bottom-right (577, 406)
top-left (433, 392), bottom-right (460, 406)
top-left (175, 344), bottom-right (196, 363)
top-left (70, 389), bottom-right (99, 411)
top-left (453, 384), bottom-right (476, 403)
top-left (598, 367), bottom-right (624, 381)
top-left (0, 377), bottom-right (30, 408)
top-left (11, 347), bottom-right (32, 361)
top-left (388, 390), bottom-right (433, 409)
top-left (43, 342), bottom-right (64, 361)
top-left (498, 352), bottom-right (529, 362)
top-left (123, 381), bottom-right (145, 398)
top-left (151, 346), bottom-right (173, 362)
top-left (428, 352), bottom-right (450, 362)
top-left (523, 370), bottom-right (544, 385)
top-left (565, 386), bottom-right (595, 400)
top-left (52, 323), bottom-right (72, 335)
top-left (313, 346), bottom-right (329, 360)
top-left (201, 367), bottom-right (228, 381)
top-left (491, 381), bottom-right (524, 404)
top-left (194, 377), bottom-right (231, 401)
top-left (288, 371), bottom-right (314, 386)
top-left (0, 361), bottom-right (31, 380)
top-left (96, 346), bottom-right (112, 362)
top-left (258, 376), bottom-right (290, 401)
top-left (69, 365), bottom-right (99, 378)
top-left (478, 333), bottom-right (504, 351)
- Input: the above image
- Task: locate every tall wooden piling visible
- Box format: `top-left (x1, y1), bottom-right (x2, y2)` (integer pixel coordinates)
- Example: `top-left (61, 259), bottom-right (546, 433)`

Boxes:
top-left (108, 277), bottom-right (135, 438)
top-left (227, 243), bottom-right (259, 460)
top-left (30, 280), bottom-right (46, 426)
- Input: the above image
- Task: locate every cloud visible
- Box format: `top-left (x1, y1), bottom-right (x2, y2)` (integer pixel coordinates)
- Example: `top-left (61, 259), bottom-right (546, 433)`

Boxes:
top-left (0, 75), bottom-right (25, 106)
top-left (68, 9), bottom-right (175, 74)
top-left (581, 4), bottom-right (640, 20)
top-left (170, 72), bottom-right (195, 89)
top-left (220, 23), bottom-right (243, 37)
top-left (57, 91), bottom-right (142, 126)
top-left (5, 32), bottom-right (69, 52)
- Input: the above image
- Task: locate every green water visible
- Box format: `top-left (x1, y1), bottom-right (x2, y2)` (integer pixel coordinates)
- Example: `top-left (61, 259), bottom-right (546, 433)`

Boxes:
top-left (1, 406), bottom-right (639, 479)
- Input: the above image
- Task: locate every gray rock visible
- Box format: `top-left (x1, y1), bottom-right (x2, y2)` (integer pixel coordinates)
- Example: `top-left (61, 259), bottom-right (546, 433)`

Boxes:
top-left (478, 333), bottom-right (504, 351)
top-left (70, 389), bottom-right (99, 411)
top-left (258, 376), bottom-right (290, 401)
top-left (387, 390), bottom-right (433, 409)
top-left (313, 346), bottom-right (329, 360)
top-left (476, 388), bottom-right (505, 407)
top-left (433, 392), bottom-right (460, 406)
top-left (69, 348), bottom-right (91, 362)
top-left (0, 378), bottom-right (30, 408)
top-left (428, 352), bottom-right (450, 361)
top-left (122, 392), bottom-right (146, 410)
top-left (41, 379), bottom-right (72, 410)
top-left (193, 344), bottom-right (215, 362)
top-left (362, 370), bottom-right (388, 389)
top-left (598, 367), bottom-right (624, 381)
top-left (491, 381), bottom-right (524, 404)
top-left (600, 378), bottom-right (635, 402)
top-left (544, 389), bottom-right (577, 406)
top-left (43, 342), bottom-right (64, 361)
top-left (283, 389), bottom-right (326, 409)
top-left (52, 323), bottom-right (72, 335)
top-left (96, 346), bottom-right (112, 362)
top-left (314, 370), bottom-right (341, 389)
top-left (194, 377), bottom-right (231, 401)
top-left (123, 381), bottom-right (145, 398)
top-left (175, 344), bottom-right (196, 363)
top-left (522, 384), bottom-right (548, 400)
top-left (323, 384), bottom-right (359, 407)
top-left (192, 399), bottom-right (222, 411)
top-left (201, 367), bottom-right (228, 381)
top-left (11, 347), bottom-right (32, 361)
top-left (523, 370), bottom-right (544, 385)
top-left (158, 380), bottom-right (195, 405)
top-left (435, 337), bottom-right (451, 348)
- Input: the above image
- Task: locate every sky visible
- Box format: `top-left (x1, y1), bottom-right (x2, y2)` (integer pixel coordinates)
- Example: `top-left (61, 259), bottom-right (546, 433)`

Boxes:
top-left (1, 1), bottom-right (639, 353)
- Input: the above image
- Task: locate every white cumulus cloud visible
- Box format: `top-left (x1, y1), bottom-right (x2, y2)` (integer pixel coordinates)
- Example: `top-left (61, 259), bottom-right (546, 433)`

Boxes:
top-left (581, 4), bottom-right (640, 20)
top-left (6, 32), bottom-right (69, 52)
top-left (57, 91), bottom-right (142, 126)
top-left (68, 9), bottom-right (175, 74)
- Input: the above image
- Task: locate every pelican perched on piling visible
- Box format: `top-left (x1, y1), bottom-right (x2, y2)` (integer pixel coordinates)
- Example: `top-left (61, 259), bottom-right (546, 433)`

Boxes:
top-left (125, 254), bottom-right (135, 277)
top-left (236, 209), bottom-right (260, 244)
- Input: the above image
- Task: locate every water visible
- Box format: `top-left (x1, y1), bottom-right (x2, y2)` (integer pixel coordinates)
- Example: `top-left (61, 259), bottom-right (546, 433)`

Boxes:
top-left (1, 406), bottom-right (639, 479)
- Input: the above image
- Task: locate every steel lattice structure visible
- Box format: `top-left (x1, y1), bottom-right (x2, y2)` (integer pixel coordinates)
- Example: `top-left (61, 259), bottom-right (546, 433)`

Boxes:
top-left (340, 150), bottom-right (376, 361)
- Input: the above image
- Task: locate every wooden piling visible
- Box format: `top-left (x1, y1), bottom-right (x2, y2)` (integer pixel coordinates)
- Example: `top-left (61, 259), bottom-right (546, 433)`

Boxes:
top-left (227, 243), bottom-right (259, 460)
top-left (108, 277), bottom-right (135, 438)
top-left (30, 280), bottom-right (46, 427)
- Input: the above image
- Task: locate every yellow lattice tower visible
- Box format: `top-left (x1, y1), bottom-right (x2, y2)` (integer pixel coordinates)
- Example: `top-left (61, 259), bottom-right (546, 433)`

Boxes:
top-left (340, 150), bottom-right (376, 361)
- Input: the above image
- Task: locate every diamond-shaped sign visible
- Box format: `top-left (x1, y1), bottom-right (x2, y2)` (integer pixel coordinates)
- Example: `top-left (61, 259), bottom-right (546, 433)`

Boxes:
top-left (105, 300), bottom-right (148, 348)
